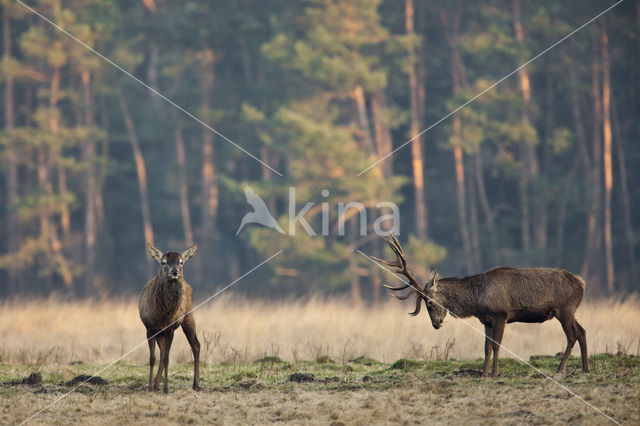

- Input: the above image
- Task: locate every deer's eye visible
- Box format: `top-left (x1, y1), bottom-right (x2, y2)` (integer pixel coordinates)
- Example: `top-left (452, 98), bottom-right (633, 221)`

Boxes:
top-left (179, 259), bottom-right (184, 265)
top-left (161, 259), bottom-right (167, 265)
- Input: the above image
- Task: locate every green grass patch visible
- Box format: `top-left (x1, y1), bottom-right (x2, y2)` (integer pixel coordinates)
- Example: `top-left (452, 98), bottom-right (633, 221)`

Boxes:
top-left (1, 353), bottom-right (637, 395)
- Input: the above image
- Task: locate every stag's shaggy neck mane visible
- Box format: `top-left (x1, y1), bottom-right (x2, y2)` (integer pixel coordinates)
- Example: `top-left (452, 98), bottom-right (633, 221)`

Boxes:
top-left (436, 277), bottom-right (480, 319)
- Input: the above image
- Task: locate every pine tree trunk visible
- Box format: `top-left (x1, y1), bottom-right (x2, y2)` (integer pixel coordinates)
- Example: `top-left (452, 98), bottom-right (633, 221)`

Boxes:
top-left (3, 5), bottom-right (19, 294)
top-left (440, 3), bottom-right (478, 271)
top-left (48, 61), bottom-right (71, 248)
top-left (82, 71), bottom-right (96, 297)
top-left (147, 43), bottom-right (159, 104)
top-left (200, 48), bottom-right (218, 281)
top-left (568, 43), bottom-right (598, 271)
top-left (95, 92), bottom-right (111, 231)
top-left (568, 45), bottom-right (591, 170)
top-left (601, 25), bottom-right (615, 294)
top-left (474, 150), bottom-right (496, 257)
top-left (612, 100), bottom-right (635, 283)
top-left (468, 159), bottom-right (481, 271)
top-left (47, 61), bottom-right (72, 288)
top-left (637, 1), bottom-right (640, 102)
top-left (58, 167), bottom-right (71, 245)
top-left (371, 90), bottom-right (393, 178)
top-left (513, 0), bottom-right (540, 252)
top-left (405, 0), bottom-right (428, 241)
top-left (175, 122), bottom-right (194, 247)
top-left (371, 89), bottom-right (393, 300)
top-left (117, 86), bottom-right (154, 277)
top-left (240, 35), bottom-right (254, 86)
top-left (453, 123), bottom-right (473, 274)
top-left (352, 85), bottom-right (377, 158)
top-left (582, 35), bottom-right (604, 291)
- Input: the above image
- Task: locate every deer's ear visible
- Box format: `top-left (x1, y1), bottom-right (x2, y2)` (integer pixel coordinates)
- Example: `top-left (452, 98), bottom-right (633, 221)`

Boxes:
top-left (426, 268), bottom-right (438, 291)
top-left (147, 243), bottom-right (163, 262)
top-left (181, 244), bottom-right (198, 261)
top-left (432, 272), bottom-right (439, 290)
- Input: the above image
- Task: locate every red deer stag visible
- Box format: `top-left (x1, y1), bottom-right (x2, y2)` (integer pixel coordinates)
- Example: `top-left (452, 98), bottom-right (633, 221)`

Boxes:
top-left (372, 235), bottom-right (589, 377)
top-left (139, 243), bottom-right (200, 393)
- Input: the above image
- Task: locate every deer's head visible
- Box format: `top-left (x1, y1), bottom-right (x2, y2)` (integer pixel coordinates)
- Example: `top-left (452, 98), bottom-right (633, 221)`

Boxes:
top-left (147, 243), bottom-right (198, 281)
top-left (422, 271), bottom-right (447, 329)
top-left (372, 235), bottom-right (447, 329)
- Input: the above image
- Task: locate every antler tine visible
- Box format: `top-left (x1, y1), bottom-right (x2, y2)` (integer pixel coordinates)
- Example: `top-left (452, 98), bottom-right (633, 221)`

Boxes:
top-left (369, 255), bottom-right (400, 269)
top-left (371, 235), bottom-right (427, 302)
top-left (390, 234), bottom-right (404, 254)
top-left (382, 236), bottom-right (406, 271)
top-left (391, 290), bottom-right (416, 300)
top-left (408, 296), bottom-right (423, 316)
top-left (383, 283), bottom-right (411, 291)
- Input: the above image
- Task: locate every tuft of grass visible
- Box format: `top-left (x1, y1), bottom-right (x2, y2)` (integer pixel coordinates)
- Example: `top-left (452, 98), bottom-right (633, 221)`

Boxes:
top-left (349, 356), bottom-right (381, 366)
top-left (390, 359), bottom-right (423, 370)
top-left (316, 355), bottom-right (333, 364)
top-left (231, 371), bottom-right (257, 381)
top-left (253, 356), bottom-right (284, 364)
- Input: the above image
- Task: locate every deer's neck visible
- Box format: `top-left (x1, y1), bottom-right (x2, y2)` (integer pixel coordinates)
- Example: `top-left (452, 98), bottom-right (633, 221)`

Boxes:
top-left (154, 276), bottom-right (183, 317)
top-left (437, 277), bottom-right (478, 318)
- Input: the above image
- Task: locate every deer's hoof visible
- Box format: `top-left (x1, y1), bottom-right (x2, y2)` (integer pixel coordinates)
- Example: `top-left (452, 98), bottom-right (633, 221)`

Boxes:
top-left (193, 384), bottom-right (200, 392)
top-left (163, 387), bottom-right (168, 394)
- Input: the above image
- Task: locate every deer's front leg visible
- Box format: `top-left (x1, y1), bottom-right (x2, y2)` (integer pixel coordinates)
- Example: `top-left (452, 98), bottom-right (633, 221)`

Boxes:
top-left (162, 330), bottom-right (175, 394)
top-left (154, 334), bottom-right (165, 391)
top-left (146, 330), bottom-right (156, 392)
top-left (482, 323), bottom-right (492, 378)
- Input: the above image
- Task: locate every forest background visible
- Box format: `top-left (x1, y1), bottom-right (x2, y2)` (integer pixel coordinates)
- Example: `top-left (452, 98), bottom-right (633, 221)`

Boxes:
top-left (0, 0), bottom-right (638, 304)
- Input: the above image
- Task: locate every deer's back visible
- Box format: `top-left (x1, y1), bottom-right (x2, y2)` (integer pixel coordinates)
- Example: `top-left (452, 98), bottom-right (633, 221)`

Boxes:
top-left (474, 267), bottom-right (585, 317)
top-left (139, 278), bottom-right (194, 331)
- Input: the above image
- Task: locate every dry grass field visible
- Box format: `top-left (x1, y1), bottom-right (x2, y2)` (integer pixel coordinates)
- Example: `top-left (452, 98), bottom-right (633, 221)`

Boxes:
top-left (1, 295), bottom-right (639, 365)
top-left (1, 296), bottom-right (639, 424)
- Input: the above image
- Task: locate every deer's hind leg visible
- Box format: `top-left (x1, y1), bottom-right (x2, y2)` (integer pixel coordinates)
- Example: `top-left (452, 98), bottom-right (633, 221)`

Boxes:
top-left (181, 313), bottom-right (200, 391)
top-left (574, 320), bottom-right (589, 372)
top-left (490, 318), bottom-right (506, 378)
top-left (146, 329), bottom-right (157, 392)
top-left (556, 308), bottom-right (578, 374)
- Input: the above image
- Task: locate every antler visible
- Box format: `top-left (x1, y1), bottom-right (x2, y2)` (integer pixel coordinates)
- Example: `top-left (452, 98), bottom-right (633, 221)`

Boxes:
top-left (371, 235), bottom-right (430, 316)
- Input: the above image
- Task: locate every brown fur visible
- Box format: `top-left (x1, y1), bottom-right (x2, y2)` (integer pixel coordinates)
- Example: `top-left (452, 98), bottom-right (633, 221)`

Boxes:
top-left (139, 243), bottom-right (200, 393)
top-left (375, 236), bottom-right (589, 378)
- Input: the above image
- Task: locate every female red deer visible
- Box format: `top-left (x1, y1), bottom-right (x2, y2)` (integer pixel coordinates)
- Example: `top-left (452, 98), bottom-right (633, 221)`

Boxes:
top-left (372, 235), bottom-right (589, 377)
top-left (139, 243), bottom-right (200, 393)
